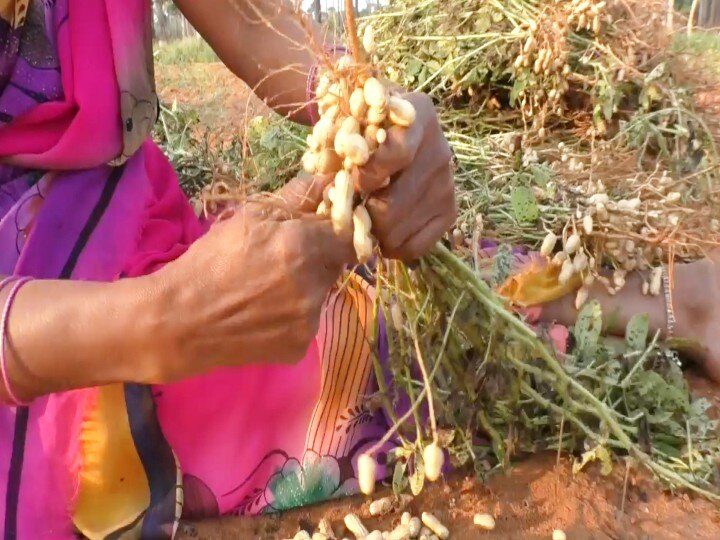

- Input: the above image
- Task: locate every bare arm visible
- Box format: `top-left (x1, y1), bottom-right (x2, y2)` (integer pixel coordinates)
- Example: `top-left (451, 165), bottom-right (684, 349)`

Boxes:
top-left (174, 0), bottom-right (331, 123)
top-left (539, 258), bottom-right (719, 380)
top-left (0, 275), bottom-right (169, 403)
top-left (0, 177), bottom-right (355, 404)
top-left (541, 271), bottom-right (668, 337)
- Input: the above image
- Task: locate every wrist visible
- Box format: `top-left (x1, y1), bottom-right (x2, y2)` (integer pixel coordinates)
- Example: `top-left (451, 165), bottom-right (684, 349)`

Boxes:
top-left (110, 272), bottom-right (184, 385)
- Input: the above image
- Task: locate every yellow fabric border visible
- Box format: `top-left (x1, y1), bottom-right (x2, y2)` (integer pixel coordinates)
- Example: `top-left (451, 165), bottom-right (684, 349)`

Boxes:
top-left (73, 384), bottom-right (150, 540)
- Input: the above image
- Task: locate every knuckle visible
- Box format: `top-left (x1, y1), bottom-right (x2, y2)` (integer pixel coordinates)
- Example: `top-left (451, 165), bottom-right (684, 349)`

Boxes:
top-left (277, 228), bottom-right (304, 265)
top-left (367, 198), bottom-right (389, 225)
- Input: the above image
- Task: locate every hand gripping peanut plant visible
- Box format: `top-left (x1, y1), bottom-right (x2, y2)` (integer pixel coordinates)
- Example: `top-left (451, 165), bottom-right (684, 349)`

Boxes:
top-left (301, 9), bottom-right (416, 264)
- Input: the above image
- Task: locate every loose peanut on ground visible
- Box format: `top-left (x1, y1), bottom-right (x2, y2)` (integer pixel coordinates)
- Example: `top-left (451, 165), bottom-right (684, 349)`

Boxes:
top-left (387, 523), bottom-right (411, 540)
top-left (344, 513), bottom-right (369, 539)
top-left (420, 513), bottom-right (449, 539)
top-left (473, 513), bottom-right (496, 530)
top-left (318, 518), bottom-right (336, 539)
top-left (369, 496), bottom-right (395, 516)
top-left (407, 517), bottom-right (421, 537)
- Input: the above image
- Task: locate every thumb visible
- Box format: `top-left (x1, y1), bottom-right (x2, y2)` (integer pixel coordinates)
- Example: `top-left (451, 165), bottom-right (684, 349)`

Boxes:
top-left (276, 173), bottom-right (335, 214)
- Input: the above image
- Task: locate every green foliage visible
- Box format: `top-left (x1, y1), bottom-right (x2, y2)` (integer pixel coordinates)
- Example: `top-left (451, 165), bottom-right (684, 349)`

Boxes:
top-left (673, 31), bottom-right (720, 78)
top-left (379, 249), bottom-right (720, 500)
top-left (153, 101), bottom-right (227, 196)
top-left (153, 101), bottom-right (306, 197)
top-left (154, 37), bottom-right (218, 65)
top-left (244, 116), bottom-right (309, 192)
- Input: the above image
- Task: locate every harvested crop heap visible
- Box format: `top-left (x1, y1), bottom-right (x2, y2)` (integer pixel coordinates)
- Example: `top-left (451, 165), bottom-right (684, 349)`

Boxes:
top-left (180, 0), bottom-right (720, 503)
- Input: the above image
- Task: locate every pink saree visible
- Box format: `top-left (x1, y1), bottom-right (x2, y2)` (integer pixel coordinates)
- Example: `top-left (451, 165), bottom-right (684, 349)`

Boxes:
top-left (0, 1), bottom-right (396, 538)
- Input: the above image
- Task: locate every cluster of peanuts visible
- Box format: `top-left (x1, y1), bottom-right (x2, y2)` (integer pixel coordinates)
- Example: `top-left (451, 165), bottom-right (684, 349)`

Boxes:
top-left (511, 19), bottom-right (569, 127)
top-left (541, 174), bottom-right (687, 309)
top-left (289, 499), bottom-right (568, 539)
top-left (510, 0), bottom-right (610, 129)
top-left (357, 442), bottom-right (444, 498)
top-left (288, 508), bottom-right (489, 540)
top-left (512, 21), bottom-right (569, 82)
top-left (566, 0), bottom-right (607, 33)
top-left (303, 26), bottom-right (417, 263)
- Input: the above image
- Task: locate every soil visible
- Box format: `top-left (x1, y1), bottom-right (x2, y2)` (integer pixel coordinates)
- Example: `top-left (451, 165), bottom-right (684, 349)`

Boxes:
top-left (176, 373), bottom-right (720, 540)
top-left (159, 61), bottom-right (720, 540)
top-left (178, 455), bottom-right (720, 540)
top-left (156, 63), bottom-right (269, 144)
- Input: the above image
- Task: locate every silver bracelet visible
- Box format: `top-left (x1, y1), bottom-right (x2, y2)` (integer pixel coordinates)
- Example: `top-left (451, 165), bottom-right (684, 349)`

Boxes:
top-left (662, 266), bottom-right (681, 367)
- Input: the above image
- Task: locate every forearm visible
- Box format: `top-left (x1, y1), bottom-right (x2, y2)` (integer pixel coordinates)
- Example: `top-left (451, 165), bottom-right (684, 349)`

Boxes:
top-left (175, 0), bottom-right (330, 124)
top-left (541, 271), bottom-right (667, 338)
top-left (0, 276), bottom-right (168, 403)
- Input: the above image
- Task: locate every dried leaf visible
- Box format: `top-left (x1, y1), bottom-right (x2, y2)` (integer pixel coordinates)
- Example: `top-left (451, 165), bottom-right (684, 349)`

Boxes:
top-left (410, 448), bottom-right (425, 496)
top-left (573, 444), bottom-right (613, 476)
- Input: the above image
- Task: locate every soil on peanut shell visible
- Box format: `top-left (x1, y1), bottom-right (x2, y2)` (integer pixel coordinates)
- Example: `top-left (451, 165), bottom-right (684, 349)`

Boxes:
top-left (178, 372), bottom-right (720, 540)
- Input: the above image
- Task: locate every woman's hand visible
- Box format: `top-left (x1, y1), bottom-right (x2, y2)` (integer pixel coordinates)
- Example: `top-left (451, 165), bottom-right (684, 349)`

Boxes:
top-left (150, 182), bottom-right (355, 383)
top-left (359, 92), bottom-right (457, 261)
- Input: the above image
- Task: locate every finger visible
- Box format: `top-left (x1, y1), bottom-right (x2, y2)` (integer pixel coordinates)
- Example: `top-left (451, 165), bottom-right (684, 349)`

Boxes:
top-left (392, 211), bottom-right (455, 261)
top-left (275, 173), bottom-right (335, 214)
top-left (315, 221), bottom-right (357, 272)
top-left (357, 92), bottom-right (439, 194)
top-left (369, 161), bottom-right (453, 251)
top-left (356, 124), bottom-right (423, 193)
top-left (382, 210), bottom-right (440, 260)
top-left (289, 218), bottom-right (357, 274)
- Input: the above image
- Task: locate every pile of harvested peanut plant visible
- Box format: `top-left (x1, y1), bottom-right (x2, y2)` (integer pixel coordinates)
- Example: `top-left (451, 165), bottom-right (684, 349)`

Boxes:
top-left (160, 0), bottom-right (720, 504)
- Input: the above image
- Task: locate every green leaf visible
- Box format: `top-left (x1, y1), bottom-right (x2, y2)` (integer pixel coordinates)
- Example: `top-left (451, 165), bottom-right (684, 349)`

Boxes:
top-left (392, 460), bottom-right (407, 496)
top-left (645, 62), bottom-right (666, 83)
top-left (574, 300), bottom-right (603, 352)
top-left (410, 448), bottom-right (425, 496)
top-left (603, 98), bottom-right (614, 121)
top-left (406, 57), bottom-right (423, 78)
top-left (530, 164), bottom-right (552, 187)
top-left (490, 244), bottom-right (513, 287)
top-left (626, 313), bottom-right (649, 352)
top-left (474, 13), bottom-right (491, 33)
top-left (510, 76), bottom-right (527, 106)
top-left (510, 186), bottom-right (539, 223)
